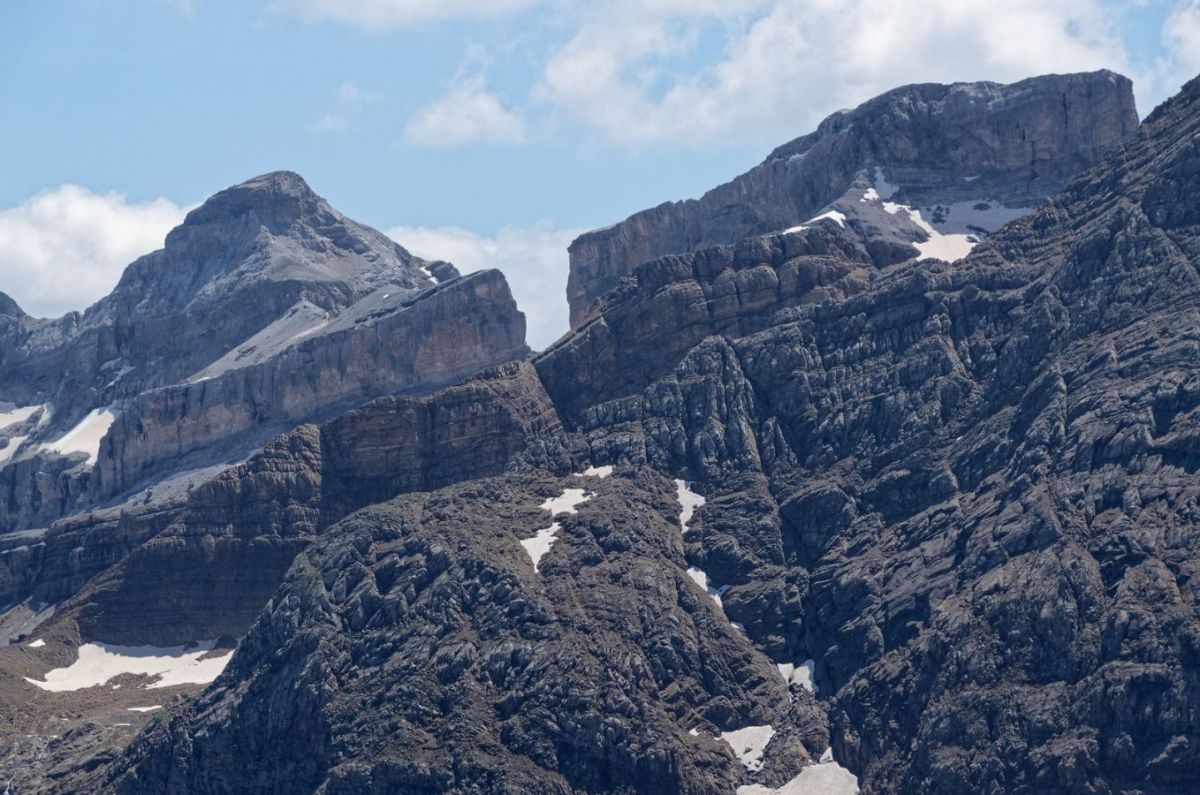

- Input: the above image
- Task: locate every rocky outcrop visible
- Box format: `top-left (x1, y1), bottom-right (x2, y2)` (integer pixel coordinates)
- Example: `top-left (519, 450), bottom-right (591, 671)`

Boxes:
top-left (100, 472), bottom-right (826, 794)
top-left (14, 70), bottom-right (1200, 795)
top-left (0, 172), bottom-right (528, 534)
top-left (567, 70), bottom-right (1138, 327)
top-left (63, 362), bottom-right (570, 646)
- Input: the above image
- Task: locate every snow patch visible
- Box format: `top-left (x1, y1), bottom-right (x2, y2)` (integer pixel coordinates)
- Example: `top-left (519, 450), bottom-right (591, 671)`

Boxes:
top-left (736, 757), bottom-right (859, 795)
top-left (0, 436), bottom-right (27, 467)
top-left (687, 566), bottom-right (728, 608)
top-left (872, 167), bottom-right (898, 200)
top-left (674, 480), bottom-right (705, 534)
top-left (522, 486), bottom-right (593, 572)
top-left (860, 188), bottom-right (879, 202)
top-left (577, 465), bottom-right (613, 478)
top-left (44, 408), bottom-right (117, 465)
top-left (24, 641), bottom-right (232, 692)
top-left (0, 403), bottom-right (41, 430)
top-left (127, 706), bottom-right (162, 713)
top-left (420, 265), bottom-right (441, 284)
top-left (28, 639), bottom-right (45, 649)
top-left (782, 224), bottom-right (809, 234)
top-left (721, 724), bottom-right (776, 772)
top-left (776, 660), bottom-right (817, 694)
top-left (521, 522), bottom-right (562, 572)
top-left (806, 210), bottom-right (846, 228)
top-left (541, 487), bottom-right (590, 516)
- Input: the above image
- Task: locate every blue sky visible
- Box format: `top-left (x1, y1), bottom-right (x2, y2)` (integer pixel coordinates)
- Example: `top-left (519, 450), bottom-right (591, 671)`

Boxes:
top-left (2, 0), bottom-right (1198, 347)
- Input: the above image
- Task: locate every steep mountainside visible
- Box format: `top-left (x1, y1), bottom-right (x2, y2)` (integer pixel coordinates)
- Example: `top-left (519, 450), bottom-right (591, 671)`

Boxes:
top-left (8, 70), bottom-right (1200, 795)
top-left (0, 171), bottom-right (527, 534)
top-left (567, 70), bottom-right (1138, 327)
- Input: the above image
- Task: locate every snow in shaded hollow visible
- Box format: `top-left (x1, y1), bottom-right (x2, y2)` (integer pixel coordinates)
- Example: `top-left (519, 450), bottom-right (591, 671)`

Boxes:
top-left (43, 407), bottom-right (117, 466)
top-left (23, 640), bottom-right (233, 692)
top-left (776, 660), bottom-right (817, 694)
top-left (520, 486), bottom-right (592, 572)
top-left (720, 724), bottom-right (776, 772)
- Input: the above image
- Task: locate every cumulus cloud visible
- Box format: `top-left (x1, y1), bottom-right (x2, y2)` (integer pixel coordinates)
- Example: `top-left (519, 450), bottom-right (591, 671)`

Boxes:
top-left (386, 222), bottom-right (581, 348)
top-left (0, 186), bottom-right (188, 318)
top-left (404, 75), bottom-right (527, 148)
top-left (274, 0), bottom-right (540, 29)
top-left (538, 0), bottom-right (1136, 147)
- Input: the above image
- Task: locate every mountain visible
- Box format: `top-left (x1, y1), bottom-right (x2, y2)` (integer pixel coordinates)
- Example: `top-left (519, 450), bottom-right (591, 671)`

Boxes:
top-left (0, 170), bottom-right (526, 534)
top-left (8, 69), bottom-right (1200, 795)
top-left (567, 70), bottom-right (1138, 328)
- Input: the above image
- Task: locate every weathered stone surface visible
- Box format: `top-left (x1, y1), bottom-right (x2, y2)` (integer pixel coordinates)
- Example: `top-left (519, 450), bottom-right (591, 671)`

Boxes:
top-left (567, 70), bottom-right (1138, 327)
top-left (0, 171), bottom-right (526, 535)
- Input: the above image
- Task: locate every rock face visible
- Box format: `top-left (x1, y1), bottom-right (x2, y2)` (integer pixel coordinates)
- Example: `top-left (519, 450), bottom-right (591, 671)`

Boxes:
top-left (100, 472), bottom-right (826, 794)
top-left (566, 70), bottom-right (1139, 327)
top-left (10, 70), bottom-right (1200, 795)
top-left (0, 171), bottom-right (528, 533)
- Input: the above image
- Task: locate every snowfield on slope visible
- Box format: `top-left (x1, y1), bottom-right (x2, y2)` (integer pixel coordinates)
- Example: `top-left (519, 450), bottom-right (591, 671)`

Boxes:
top-left (43, 407), bottom-right (117, 465)
top-left (24, 640), bottom-right (233, 692)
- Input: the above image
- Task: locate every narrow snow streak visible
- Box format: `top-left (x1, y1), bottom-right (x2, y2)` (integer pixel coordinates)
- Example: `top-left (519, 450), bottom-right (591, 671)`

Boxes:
top-left (24, 641), bottom-right (232, 692)
top-left (720, 724), bottom-right (776, 772)
top-left (674, 479), bottom-right (705, 534)
top-left (126, 706), bottom-right (162, 713)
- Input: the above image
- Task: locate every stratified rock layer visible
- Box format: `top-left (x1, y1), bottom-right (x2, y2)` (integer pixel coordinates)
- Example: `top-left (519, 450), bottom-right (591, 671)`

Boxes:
top-left (567, 70), bottom-right (1138, 327)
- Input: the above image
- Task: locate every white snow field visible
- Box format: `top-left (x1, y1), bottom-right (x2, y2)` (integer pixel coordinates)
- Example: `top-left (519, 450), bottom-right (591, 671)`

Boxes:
top-left (736, 754), bottom-right (860, 794)
top-left (24, 640), bottom-right (233, 692)
top-left (720, 724), bottom-right (776, 772)
top-left (43, 407), bottom-right (117, 465)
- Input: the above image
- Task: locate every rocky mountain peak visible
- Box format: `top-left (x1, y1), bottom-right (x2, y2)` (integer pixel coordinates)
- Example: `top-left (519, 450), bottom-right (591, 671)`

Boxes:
top-left (170, 170), bottom-right (331, 238)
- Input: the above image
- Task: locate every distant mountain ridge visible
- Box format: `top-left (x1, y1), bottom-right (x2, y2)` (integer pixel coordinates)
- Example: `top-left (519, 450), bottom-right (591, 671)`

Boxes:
top-left (9, 69), bottom-right (1200, 795)
top-left (567, 70), bottom-right (1139, 327)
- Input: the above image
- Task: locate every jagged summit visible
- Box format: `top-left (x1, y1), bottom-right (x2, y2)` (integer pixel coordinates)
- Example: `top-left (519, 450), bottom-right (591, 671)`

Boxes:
top-left (567, 69), bottom-right (1139, 327)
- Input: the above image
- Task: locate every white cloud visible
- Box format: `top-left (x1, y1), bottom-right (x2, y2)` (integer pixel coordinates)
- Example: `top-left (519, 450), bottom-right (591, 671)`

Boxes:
top-left (1152, 1), bottom-right (1200, 107)
top-left (274, 0), bottom-right (540, 29)
top-left (404, 75), bottom-right (527, 148)
top-left (538, 0), bottom-right (1137, 147)
top-left (0, 186), bottom-right (188, 319)
top-left (386, 222), bottom-right (581, 349)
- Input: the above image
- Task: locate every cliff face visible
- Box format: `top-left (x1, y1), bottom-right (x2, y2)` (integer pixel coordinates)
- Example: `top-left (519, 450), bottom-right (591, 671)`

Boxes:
top-left (10, 71), bottom-right (1200, 795)
top-left (0, 172), bottom-right (528, 533)
top-left (87, 73), bottom-right (1200, 795)
top-left (566, 70), bottom-right (1139, 328)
